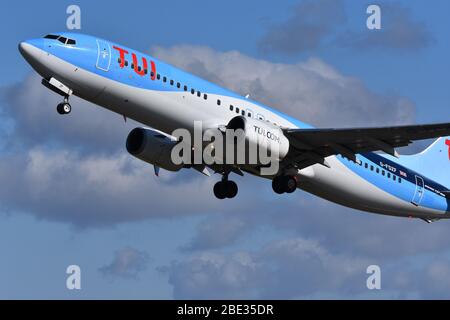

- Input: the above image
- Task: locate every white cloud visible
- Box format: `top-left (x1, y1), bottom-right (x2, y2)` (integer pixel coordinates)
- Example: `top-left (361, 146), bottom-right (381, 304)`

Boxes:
top-left (0, 147), bottom-right (224, 227)
top-left (162, 237), bottom-right (369, 299)
top-left (99, 246), bottom-right (150, 279)
top-left (181, 215), bottom-right (249, 251)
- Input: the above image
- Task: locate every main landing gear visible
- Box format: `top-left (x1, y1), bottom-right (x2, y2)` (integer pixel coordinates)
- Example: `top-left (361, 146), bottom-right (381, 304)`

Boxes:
top-left (56, 96), bottom-right (71, 115)
top-left (213, 173), bottom-right (238, 199)
top-left (272, 175), bottom-right (297, 194)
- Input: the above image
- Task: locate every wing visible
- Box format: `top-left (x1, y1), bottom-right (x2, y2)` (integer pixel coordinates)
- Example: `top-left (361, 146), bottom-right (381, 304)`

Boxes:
top-left (283, 122), bottom-right (450, 170)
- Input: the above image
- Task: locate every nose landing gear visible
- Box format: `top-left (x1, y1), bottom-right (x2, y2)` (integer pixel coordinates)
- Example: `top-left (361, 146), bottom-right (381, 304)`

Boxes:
top-left (41, 78), bottom-right (73, 115)
top-left (56, 96), bottom-right (71, 115)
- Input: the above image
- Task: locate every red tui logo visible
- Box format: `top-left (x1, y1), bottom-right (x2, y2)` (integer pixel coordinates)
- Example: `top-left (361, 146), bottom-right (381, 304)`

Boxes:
top-left (446, 139), bottom-right (450, 160)
top-left (113, 46), bottom-right (157, 80)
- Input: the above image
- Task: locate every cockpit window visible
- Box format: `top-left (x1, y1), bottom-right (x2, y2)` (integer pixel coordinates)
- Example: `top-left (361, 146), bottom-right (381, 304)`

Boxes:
top-left (43, 34), bottom-right (77, 45)
top-left (44, 34), bottom-right (59, 40)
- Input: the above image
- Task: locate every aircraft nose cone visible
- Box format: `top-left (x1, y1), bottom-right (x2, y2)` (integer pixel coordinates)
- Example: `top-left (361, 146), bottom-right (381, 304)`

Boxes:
top-left (18, 40), bottom-right (50, 78)
top-left (18, 41), bottom-right (40, 62)
top-left (18, 41), bottom-right (29, 57)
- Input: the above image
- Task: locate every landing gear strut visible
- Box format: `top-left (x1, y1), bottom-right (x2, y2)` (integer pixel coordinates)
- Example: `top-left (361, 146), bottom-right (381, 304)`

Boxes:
top-left (213, 173), bottom-right (238, 199)
top-left (56, 96), bottom-right (71, 115)
top-left (272, 175), bottom-right (297, 194)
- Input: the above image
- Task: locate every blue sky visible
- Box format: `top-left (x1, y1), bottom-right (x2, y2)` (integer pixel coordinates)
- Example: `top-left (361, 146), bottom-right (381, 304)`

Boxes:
top-left (1, 0), bottom-right (450, 299)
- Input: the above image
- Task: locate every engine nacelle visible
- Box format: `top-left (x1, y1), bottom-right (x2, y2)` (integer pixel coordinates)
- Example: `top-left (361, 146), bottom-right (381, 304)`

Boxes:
top-left (126, 127), bottom-right (183, 172)
top-left (226, 116), bottom-right (290, 162)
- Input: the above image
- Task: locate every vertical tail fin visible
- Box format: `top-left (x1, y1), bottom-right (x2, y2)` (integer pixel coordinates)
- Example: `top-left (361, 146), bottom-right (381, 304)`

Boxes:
top-left (398, 137), bottom-right (450, 188)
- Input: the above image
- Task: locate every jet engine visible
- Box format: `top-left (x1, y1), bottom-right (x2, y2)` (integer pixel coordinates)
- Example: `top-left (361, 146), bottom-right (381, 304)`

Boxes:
top-left (225, 116), bottom-right (290, 163)
top-left (126, 127), bottom-right (183, 172)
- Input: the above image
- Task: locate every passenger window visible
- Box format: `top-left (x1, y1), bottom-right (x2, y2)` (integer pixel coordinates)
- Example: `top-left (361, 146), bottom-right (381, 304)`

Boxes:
top-left (170, 79), bottom-right (174, 85)
top-left (248, 112), bottom-right (252, 117)
top-left (184, 85), bottom-right (188, 91)
top-left (150, 71), bottom-right (154, 78)
top-left (217, 99), bottom-right (221, 106)
top-left (393, 175), bottom-right (397, 181)
top-left (125, 61), bottom-right (129, 67)
top-left (382, 170), bottom-right (385, 176)
top-left (370, 165), bottom-right (374, 171)
top-left (191, 89), bottom-right (195, 94)
top-left (230, 105), bottom-right (234, 111)
top-left (157, 74), bottom-right (161, 80)
top-left (204, 94), bottom-right (207, 100)
top-left (236, 107), bottom-right (240, 113)
top-left (376, 168), bottom-right (379, 174)
top-left (197, 91), bottom-right (201, 97)
top-left (241, 110), bottom-right (245, 116)
top-left (163, 76), bottom-right (167, 82)
top-left (387, 173), bottom-right (391, 178)
top-left (399, 178), bottom-right (402, 183)
top-left (365, 163), bottom-right (368, 169)
top-left (177, 82), bottom-right (181, 88)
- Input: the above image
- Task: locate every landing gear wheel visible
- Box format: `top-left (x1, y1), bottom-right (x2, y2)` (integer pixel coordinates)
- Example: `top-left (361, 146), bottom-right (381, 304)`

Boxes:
top-left (57, 102), bottom-right (71, 115)
top-left (284, 176), bottom-right (297, 193)
top-left (226, 181), bottom-right (238, 199)
top-left (272, 176), bottom-right (297, 194)
top-left (213, 180), bottom-right (238, 199)
top-left (213, 181), bottom-right (227, 199)
top-left (272, 177), bottom-right (285, 194)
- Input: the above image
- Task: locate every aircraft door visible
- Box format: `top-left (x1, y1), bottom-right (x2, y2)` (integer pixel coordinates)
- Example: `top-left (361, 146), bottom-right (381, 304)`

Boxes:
top-left (412, 175), bottom-right (425, 206)
top-left (96, 39), bottom-right (111, 71)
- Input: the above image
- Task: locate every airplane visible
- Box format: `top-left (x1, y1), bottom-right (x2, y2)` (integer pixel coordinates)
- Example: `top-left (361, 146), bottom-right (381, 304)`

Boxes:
top-left (18, 32), bottom-right (450, 222)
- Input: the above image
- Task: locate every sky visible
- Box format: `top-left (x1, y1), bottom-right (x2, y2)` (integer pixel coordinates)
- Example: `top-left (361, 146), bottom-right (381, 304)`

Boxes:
top-left (0, 0), bottom-right (449, 299)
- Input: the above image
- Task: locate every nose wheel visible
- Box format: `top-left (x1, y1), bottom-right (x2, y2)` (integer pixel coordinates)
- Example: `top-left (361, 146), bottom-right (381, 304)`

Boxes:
top-left (57, 97), bottom-right (71, 115)
top-left (272, 175), bottom-right (297, 194)
top-left (213, 174), bottom-right (238, 199)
